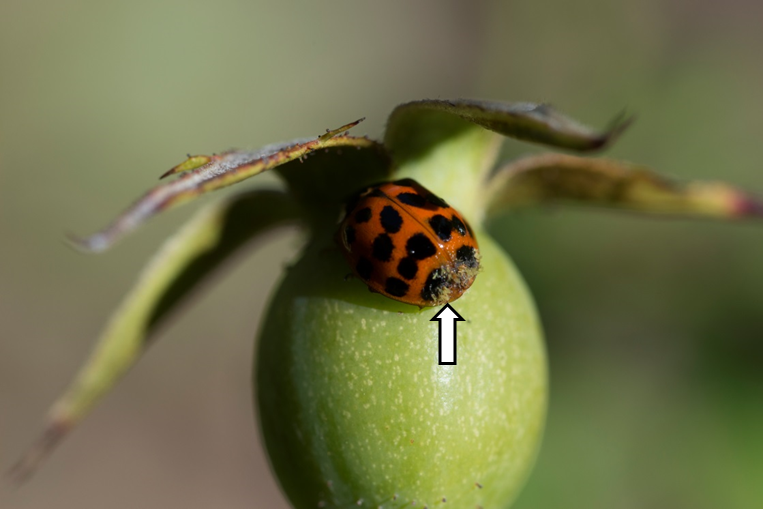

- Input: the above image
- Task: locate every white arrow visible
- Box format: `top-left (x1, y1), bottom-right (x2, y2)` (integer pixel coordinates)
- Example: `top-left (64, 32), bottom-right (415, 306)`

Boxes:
top-left (430, 303), bottom-right (465, 365)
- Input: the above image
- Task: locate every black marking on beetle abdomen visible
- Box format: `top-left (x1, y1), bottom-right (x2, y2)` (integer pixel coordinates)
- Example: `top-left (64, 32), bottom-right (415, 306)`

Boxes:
top-left (396, 190), bottom-right (448, 211)
top-left (372, 233), bottom-right (394, 262)
top-left (385, 277), bottom-right (409, 297)
top-left (356, 257), bottom-right (373, 280)
top-left (428, 214), bottom-right (452, 242)
top-left (464, 218), bottom-right (475, 237)
top-left (405, 233), bottom-right (437, 260)
top-left (396, 192), bottom-right (428, 208)
top-left (397, 257), bottom-right (418, 280)
top-left (380, 205), bottom-right (403, 233)
top-left (421, 268), bottom-right (448, 303)
top-left (426, 193), bottom-right (449, 208)
top-left (354, 207), bottom-right (372, 223)
top-left (451, 216), bottom-right (467, 236)
top-left (456, 245), bottom-right (479, 269)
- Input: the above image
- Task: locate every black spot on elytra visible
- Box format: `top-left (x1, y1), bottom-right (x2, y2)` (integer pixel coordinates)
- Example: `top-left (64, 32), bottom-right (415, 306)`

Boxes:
top-left (396, 192), bottom-right (428, 208)
top-left (344, 225), bottom-right (356, 245)
top-left (372, 233), bottom-right (394, 262)
top-left (380, 205), bottom-right (403, 233)
top-left (465, 219), bottom-right (475, 237)
top-left (397, 257), bottom-right (418, 280)
top-left (354, 207), bottom-right (372, 223)
top-left (421, 269), bottom-right (448, 303)
top-left (426, 193), bottom-right (449, 208)
top-left (428, 215), bottom-right (452, 242)
top-left (451, 215), bottom-right (467, 236)
top-left (394, 177), bottom-right (449, 209)
top-left (384, 277), bottom-right (409, 297)
top-left (356, 257), bottom-right (373, 280)
top-left (456, 245), bottom-right (479, 269)
top-left (406, 233), bottom-right (436, 260)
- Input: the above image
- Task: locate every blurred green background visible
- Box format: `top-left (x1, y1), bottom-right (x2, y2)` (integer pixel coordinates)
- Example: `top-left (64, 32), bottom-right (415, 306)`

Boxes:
top-left (1, 1), bottom-right (761, 508)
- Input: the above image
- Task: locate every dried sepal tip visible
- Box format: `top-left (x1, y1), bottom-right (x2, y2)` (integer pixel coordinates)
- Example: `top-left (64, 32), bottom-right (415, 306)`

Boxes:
top-left (486, 153), bottom-right (763, 221)
top-left (6, 418), bottom-right (70, 484)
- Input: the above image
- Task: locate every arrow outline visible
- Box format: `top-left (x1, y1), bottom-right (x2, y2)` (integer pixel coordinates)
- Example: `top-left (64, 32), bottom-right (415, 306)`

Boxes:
top-left (430, 303), bottom-right (465, 365)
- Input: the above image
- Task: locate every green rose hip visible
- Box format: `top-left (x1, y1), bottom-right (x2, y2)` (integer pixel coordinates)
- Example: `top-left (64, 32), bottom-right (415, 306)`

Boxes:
top-left (257, 234), bottom-right (546, 508)
top-left (10, 99), bottom-right (762, 509)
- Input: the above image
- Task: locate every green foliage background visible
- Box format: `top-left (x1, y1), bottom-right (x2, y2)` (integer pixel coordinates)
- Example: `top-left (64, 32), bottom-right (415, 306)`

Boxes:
top-left (1, 1), bottom-right (761, 508)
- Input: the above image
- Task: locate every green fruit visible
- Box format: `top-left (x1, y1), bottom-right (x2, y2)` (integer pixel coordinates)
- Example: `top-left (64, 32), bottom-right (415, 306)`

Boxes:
top-left (256, 231), bottom-right (547, 508)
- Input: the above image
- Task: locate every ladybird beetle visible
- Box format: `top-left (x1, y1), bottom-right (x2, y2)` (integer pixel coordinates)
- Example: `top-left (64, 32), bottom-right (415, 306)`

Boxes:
top-left (337, 178), bottom-right (480, 307)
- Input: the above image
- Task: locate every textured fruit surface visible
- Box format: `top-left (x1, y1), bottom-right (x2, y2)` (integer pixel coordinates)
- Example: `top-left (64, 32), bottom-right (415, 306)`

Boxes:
top-left (256, 232), bottom-right (547, 508)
